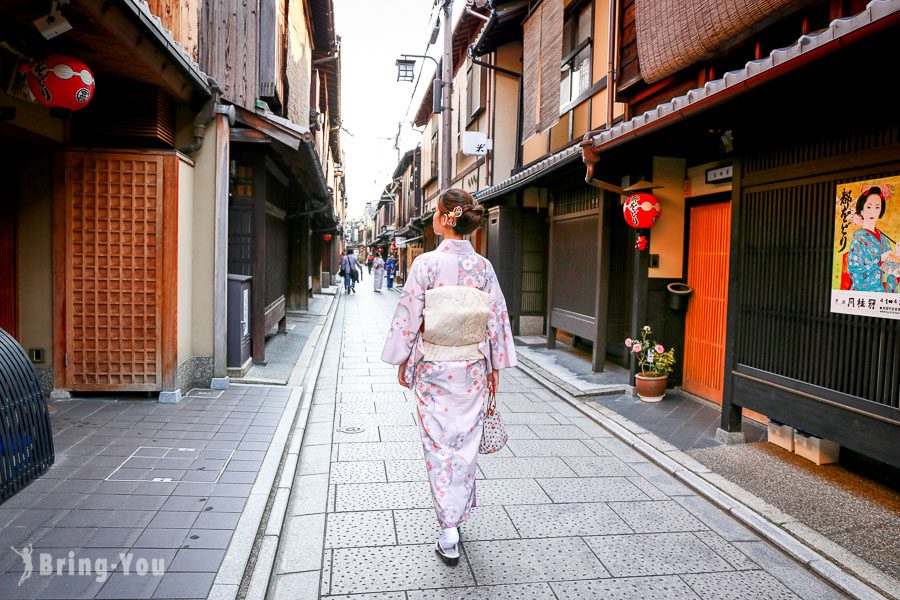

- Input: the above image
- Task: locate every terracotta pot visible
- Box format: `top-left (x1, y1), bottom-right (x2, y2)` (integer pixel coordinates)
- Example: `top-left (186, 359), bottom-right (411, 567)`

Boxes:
top-left (635, 373), bottom-right (668, 402)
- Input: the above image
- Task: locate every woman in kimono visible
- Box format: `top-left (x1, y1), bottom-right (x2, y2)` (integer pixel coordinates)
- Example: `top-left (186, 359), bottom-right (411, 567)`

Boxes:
top-left (381, 189), bottom-right (517, 566)
top-left (848, 186), bottom-right (899, 293)
top-left (372, 253), bottom-right (386, 292)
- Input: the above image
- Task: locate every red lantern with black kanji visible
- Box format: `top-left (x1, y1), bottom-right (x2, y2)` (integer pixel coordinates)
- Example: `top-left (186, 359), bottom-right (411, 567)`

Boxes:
top-left (622, 193), bottom-right (661, 229)
top-left (23, 55), bottom-right (95, 111)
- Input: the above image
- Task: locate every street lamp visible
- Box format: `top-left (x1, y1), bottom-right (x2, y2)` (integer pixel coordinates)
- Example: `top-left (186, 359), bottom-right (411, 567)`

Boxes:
top-left (395, 59), bottom-right (416, 82)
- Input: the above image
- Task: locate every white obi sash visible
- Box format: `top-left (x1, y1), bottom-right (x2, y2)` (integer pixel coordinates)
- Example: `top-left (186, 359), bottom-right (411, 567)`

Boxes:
top-left (422, 286), bottom-right (490, 362)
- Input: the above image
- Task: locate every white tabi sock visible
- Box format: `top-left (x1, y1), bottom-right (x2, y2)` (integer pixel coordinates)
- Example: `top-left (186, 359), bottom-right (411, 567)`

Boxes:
top-left (439, 527), bottom-right (459, 550)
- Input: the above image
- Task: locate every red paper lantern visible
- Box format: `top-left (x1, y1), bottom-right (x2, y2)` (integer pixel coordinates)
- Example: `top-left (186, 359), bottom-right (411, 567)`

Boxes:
top-left (322, 233), bottom-right (333, 241)
top-left (622, 193), bottom-right (661, 229)
top-left (24, 55), bottom-right (95, 111)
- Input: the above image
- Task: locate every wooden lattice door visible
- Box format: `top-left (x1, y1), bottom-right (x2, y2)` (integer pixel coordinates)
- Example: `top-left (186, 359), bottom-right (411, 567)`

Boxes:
top-left (63, 152), bottom-right (174, 391)
top-left (683, 202), bottom-right (731, 404)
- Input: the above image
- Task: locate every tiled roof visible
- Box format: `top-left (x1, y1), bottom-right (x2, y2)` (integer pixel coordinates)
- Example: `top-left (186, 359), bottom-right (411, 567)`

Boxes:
top-left (474, 144), bottom-right (581, 201)
top-left (587, 0), bottom-right (899, 150)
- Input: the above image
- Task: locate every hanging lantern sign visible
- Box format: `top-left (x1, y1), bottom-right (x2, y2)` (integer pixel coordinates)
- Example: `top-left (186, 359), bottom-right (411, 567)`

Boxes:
top-left (623, 193), bottom-right (661, 229)
top-left (322, 233), bottom-right (333, 241)
top-left (23, 55), bottom-right (95, 111)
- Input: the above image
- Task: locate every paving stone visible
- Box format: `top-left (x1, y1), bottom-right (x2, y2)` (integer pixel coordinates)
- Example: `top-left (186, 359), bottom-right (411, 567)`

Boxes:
top-left (151, 571), bottom-right (216, 598)
top-left (330, 544), bottom-right (475, 594)
top-left (680, 570), bottom-right (803, 600)
top-left (407, 583), bottom-right (556, 599)
top-left (340, 412), bottom-right (416, 427)
top-left (270, 571), bottom-right (320, 600)
top-left (289, 474), bottom-right (330, 516)
top-left (167, 548), bottom-right (226, 572)
top-left (339, 441), bottom-right (423, 461)
top-left (393, 506), bottom-right (519, 544)
top-left (503, 425), bottom-right (540, 439)
top-left (277, 513), bottom-right (326, 573)
top-left (326, 511), bottom-right (396, 548)
top-left (330, 460), bottom-right (387, 484)
top-left (732, 541), bottom-right (848, 600)
top-left (628, 462), bottom-right (695, 495)
top-left (585, 532), bottom-right (734, 577)
top-left (525, 424), bottom-right (591, 439)
top-left (379, 425), bottom-right (422, 441)
top-left (465, 537), bottom-right (609, 585)
top-left (335, 481), bottom-right (432, 511)
top-left (506, 439), bottom-right (596, 457)
top-left (474, 479), bottom-right (553, 505)
top-left (132, 528), bottom-right (190, 549)
top-left (95, 571), bottom-right (164, 599)
top-left (536, 477), bottom-right (649, 502)
top-left (181, 528), bottom-right (234, 549)
top-left (672, 495), bottom-right (760, 542)
top-left (561, 455), bottom-right (638, 477)
top-left (499, 412), bottom-right (565, 425)
top-left (325, 593), bottom-right (414, 600)
top-left (477, 456), bottom-right (577, 479)
top-left (551, 575), bottom-right (702, 600)
top-left (626, 476), bottom-right (671, 501)
top-left (505, 502), bottom-right (632, 537)
top-left (385, 459), bottom-right (429, 481)
top-left (608, 500), bottom-right (708, 533)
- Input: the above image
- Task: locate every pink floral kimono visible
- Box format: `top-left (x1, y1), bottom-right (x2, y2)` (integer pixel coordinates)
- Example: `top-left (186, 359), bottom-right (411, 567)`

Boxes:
top-left (381, 239), bottom-right (517, 528)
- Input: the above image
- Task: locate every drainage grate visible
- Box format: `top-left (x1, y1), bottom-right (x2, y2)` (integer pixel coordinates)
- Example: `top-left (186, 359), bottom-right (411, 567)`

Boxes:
top-left (337, 426), bottom-right (365, 434)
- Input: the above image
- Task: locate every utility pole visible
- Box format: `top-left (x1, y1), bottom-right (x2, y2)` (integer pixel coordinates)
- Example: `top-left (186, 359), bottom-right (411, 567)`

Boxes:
top-left (440, 0), bottom-right (453, 192)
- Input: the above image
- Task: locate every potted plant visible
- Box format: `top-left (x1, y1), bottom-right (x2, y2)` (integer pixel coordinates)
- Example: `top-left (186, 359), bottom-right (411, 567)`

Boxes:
top-left (625, 325), bottom-right (676, 402)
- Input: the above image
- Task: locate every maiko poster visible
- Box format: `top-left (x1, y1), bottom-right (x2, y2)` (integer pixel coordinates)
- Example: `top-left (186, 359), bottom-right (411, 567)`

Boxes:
top-left (831, 175), bottom-right (900, 319)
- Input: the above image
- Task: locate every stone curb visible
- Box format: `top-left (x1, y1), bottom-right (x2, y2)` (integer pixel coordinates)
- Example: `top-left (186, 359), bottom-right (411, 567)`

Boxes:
top-left (514, 361), bottom-right (896, 600)
top-left (207, 293), bottom-right (340, 600)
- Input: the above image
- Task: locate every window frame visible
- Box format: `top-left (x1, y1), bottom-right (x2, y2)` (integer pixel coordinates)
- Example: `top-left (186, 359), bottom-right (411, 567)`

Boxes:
top-left (559, 2), bottom-right (593, 115)
top-left (465, 63), bottom-right (488, 128)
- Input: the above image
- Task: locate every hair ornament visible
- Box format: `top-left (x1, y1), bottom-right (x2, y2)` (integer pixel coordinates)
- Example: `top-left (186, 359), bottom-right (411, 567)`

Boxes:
top-left (452, 206), bottom-right (464, 218)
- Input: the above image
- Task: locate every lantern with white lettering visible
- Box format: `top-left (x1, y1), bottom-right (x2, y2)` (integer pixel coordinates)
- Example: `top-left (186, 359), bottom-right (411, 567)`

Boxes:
top-left (623, 193), bottom-right (661, 229)
top-left (23, 55), bottom-right (95, 111)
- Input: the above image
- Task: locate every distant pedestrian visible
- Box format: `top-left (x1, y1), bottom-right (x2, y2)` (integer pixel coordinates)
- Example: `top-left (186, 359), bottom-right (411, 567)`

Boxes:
top-left (381, 188), bottom-right (517, 567)
top-left (340, 249), bottom-right (360, 294)
top-left (372, 253), bottom-right (385, 292)
top-left (367, 253), bottom-right (374, 274)
top-left (385, 254), bottom-right (397, 289)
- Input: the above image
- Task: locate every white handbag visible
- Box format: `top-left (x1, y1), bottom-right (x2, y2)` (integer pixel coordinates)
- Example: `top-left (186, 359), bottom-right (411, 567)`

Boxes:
top-left (479, 388), bottom-right (508, 454)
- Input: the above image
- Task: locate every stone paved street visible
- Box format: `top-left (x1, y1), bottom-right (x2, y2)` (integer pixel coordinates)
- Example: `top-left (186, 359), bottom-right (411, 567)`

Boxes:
top-left (270, 282), bottom-right (850, 599)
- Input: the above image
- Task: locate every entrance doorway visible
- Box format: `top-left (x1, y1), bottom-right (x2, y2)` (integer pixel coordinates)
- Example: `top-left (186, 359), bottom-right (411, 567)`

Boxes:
top-left (683, 200), bottom-right (731, 403)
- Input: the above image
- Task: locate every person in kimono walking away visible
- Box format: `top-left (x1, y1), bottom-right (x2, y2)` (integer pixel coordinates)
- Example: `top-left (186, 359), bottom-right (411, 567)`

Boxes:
top-left (340, 248), bottom-right (360, 294)
top-left (381, 188), bottom-right (517, 566)
top-left (385, 254), bottom-right (397, 289)
top-left (372, 252), bottom-right (386, 292)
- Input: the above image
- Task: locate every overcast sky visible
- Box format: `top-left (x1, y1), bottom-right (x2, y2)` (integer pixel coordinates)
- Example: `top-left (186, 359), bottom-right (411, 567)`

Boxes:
top-left (334, 0), bottom-right (464, 220)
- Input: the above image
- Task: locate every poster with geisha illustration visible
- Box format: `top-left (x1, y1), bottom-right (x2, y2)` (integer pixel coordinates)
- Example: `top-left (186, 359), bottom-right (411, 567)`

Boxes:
top-left (831, 175), bottom-right (900, 319)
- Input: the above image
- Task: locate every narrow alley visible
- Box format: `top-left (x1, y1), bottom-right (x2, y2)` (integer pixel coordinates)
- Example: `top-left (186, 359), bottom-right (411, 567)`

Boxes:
top-left (265, 283), bottom-right (848, 599)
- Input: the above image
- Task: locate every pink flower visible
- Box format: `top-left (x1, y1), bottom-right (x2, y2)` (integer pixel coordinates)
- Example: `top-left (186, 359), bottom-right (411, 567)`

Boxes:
top-left (655, 344), bottom-right (665, 353)
top-left (633, 343), bottom-right (643, 353)
top-left (625, 338), bottom-right (633, 348)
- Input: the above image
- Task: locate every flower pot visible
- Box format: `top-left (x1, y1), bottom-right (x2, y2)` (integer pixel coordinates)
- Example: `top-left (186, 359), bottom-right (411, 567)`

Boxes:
top-left (635, 373), bottom-right (668, 402)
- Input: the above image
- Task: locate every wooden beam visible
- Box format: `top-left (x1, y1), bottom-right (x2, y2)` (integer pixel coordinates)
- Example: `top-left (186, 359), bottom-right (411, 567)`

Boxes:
top-left (629, 229), bottom-right (649, 385)
top-left (233, 108), bottom-right (302, 149)
top-left (213, 114), bottom-right (230, 378)
top-left (76, 0), bottom-right (197, 104)
top-left (231, 129), bottom-right (273, 144)
top-left (161, 154), bottom-right (178, 390)
top-left (52, 151), bottom-right (67, 392)
top-left (720, 155), bottom-right (744, 433)
top-left (545, 196), bottom-right (557, 349)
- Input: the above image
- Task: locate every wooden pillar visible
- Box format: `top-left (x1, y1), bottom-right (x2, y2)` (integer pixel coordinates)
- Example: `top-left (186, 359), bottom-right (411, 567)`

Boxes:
top-left (251, 156), bottom-right (268, 365)
top-left (720, 156), bottom-right (744, 433)
top-left (212, 114), bottom-right (230, 379)
top-left (629, 229), bottom-right (650, 385)
top-left (298, 215), bottom-right (310, 311)
top-left (592, 192), bottom-right (612, 372)
top-left (545, 197), bottom-right (557, 349)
